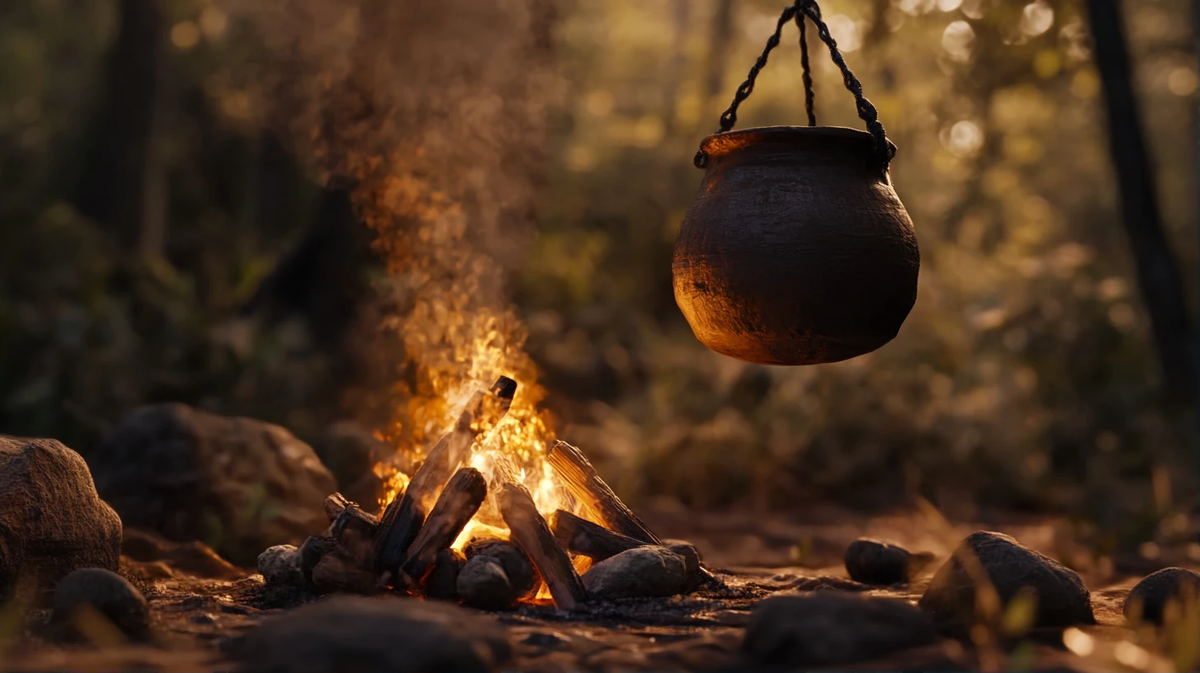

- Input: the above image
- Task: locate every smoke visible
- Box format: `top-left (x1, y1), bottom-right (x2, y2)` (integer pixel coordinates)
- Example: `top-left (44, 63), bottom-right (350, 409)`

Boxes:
top-left (224, 0), bottom-right (564, 462)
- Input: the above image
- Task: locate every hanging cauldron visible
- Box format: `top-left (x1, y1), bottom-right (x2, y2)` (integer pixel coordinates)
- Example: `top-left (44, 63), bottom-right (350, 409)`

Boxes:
top-left (673, 0), bottom-right (919, 366)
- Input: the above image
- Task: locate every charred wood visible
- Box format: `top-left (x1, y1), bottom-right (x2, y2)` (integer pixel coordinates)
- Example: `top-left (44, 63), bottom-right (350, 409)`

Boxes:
top-left (550, 509), bottom-right (644, 561)
top-left (401, 467), bottom-right (487, 585)
top-left (312, 549), bottom-right (381, 595)
top-left (324, 493), bottom-right (351, 521)
top-left (498, 483), bottom-right (587, 610)
top-left (374, 376), bottom-right (516, 575)
top-left (299, 535), bottom-right (338, 588)
top-left (546, 441), bottom-right (660, 544)
top-left (330, 502), bottom-right (380, 568)
top-left (424, 548), bottom-right (466, 601)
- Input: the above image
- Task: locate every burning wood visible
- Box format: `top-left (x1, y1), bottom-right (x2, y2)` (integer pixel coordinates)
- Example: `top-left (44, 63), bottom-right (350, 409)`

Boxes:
top-left (262, 376), bottom-right (717, 609)
top-left (550, 509), bottom-right (644, 561)
top-left (546, 441), bottom-right (661, 544)
top-left (374, 376), bottom-right (517, 577)
top-left (401, 467), bottom-right (488, 585)
top-left (498, 483), bottom-right (587, 610)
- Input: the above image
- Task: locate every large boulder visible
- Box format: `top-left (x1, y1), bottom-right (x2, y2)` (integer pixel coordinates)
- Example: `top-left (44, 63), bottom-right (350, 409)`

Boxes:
top-left (230, 596), bottom-right (512, 673)
top-left (919, 531), bottom-right (1094, 628)
top-left (0, 437), bottom-right (122, 602)
top-left (88, 404), bottom-right (336, 564)
top-left (742, 592), bottom-right (937, 667)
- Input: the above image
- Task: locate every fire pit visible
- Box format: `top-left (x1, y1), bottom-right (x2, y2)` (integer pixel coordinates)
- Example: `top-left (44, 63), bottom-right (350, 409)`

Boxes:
top-left (265, 375), bottom-right (711, 611)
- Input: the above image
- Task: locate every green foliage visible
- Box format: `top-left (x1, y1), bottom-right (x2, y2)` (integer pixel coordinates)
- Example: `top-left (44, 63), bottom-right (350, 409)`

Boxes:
top-left (0, 0), bottom-right (1194, 553)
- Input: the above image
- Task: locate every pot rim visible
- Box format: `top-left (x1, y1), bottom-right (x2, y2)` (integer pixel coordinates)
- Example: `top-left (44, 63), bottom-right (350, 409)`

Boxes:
top-left (699, 125), bottom-right (897, 159)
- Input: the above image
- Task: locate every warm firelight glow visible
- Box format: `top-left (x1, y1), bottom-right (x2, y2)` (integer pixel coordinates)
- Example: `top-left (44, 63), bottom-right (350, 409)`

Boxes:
top-left (362, 195), bottom-right (573, 549)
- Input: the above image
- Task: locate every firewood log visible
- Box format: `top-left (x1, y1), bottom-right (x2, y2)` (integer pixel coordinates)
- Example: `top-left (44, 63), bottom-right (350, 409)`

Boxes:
top-left (550, 509), bottom-right (645, 561)
top-left (330, 502), bottom-right (380, 568)
top-left (373, 376), bottom-right (516, 575)
top-left (324, 492), bottom-right (351, 521)
top-left (546, 441), bottom-right (661, 544)
top-left (498, 483), bottom-right (587, 610)
top-left (401, 467), bottom-right (487, 585)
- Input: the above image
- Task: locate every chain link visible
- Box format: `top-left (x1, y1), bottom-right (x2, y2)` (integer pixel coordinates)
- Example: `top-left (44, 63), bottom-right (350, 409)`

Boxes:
top-left (695, 0), bottom-right (893, 170)
top-left (797, 11), bottom-right (816, 127)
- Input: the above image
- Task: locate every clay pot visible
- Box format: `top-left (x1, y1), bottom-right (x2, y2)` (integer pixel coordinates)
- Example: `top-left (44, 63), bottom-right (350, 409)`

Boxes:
top-left (672, 126), bottom-right (919, 365)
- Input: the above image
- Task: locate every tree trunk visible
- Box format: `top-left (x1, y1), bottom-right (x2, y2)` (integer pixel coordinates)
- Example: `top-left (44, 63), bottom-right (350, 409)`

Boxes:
top-left (1085, 0), bottom-right (1197, 401)
top-left (73, 0), bottom-right (163, 252)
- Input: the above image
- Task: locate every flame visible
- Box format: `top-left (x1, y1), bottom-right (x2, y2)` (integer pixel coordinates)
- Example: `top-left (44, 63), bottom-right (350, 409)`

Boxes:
top-left (355, 176), bottom-right (570, 543)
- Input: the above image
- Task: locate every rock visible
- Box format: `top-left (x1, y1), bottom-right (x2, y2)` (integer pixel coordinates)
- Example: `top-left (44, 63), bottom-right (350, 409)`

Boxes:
top-left (918, 531), bottom-right (1094, 628)
top-left (231, 595), bottom-right (511, 673)
top-left (464, 539), bottom-right (536, 598)
top-left (258, 545), bottom-right (303, 587)
top-left (457, 555), bottom-right (518, 611)
top-left (742, 592), bottom-right (937, 667)
top-left (582, 546), bottom-right (687, 599)
top-left (663, 540), bottom-right (702, 589)
top-left (425, 549), bottom-right (465, 601)
top-left (0, 437), bottom-right (123, 601)
top-left (313, 422), bottom-right (389, 508)
top-left (1124, 567), bottom-right (1200, 626)
top-left (52, 568), bottom-right (149, 640)
top-left (121, 528), bottom-right (243, 580)
top-left (86, 403), bottom-right (336, 565)
top-left (844, 538), bottom-right (913, 585)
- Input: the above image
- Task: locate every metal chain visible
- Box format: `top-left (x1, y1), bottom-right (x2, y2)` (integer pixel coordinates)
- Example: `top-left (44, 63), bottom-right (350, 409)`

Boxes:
top-left (715, 4), bottom-right (797, 134)
top-left (797, 11), bottom-right (816, 127)
top-left (696, 0), bottom-right (893, 169)
top-left (796, 0), bottom-right (893, 163)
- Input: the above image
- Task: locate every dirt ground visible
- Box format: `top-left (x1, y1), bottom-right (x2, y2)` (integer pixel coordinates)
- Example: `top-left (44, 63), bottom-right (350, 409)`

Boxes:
top-left (3, 506), bottom-right (1196, 672)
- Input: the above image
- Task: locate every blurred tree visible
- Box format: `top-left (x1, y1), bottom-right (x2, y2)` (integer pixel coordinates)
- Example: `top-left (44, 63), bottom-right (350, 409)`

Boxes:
top-left (1086, 0), bottom-right (1197, 402)
top-left (72, 0), bottom-right (164, 254)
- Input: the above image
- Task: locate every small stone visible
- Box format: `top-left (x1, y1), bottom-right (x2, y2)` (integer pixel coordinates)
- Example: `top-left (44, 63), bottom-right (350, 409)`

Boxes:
top-left (844, 538), bottom-right (913, 585)
top-left (231, 596), bottom-right (511, 673)
top-left (425, 549), bottom-right (465, 601)
top-left (1124, 567), bottom-right (1200, 626)
top-left (457, 556), bottom-right (517, 611)
top-left (258, 545), bottom-right (303, 587)
top-left (918, 531), bottom-right (1094, 628)
top-left (582, 546), bottom-right (687, 599)
top-left (464, 539), bottom-right (536, 598)
top-left (742, 592), bottom-right (937, 667)
top-left (0, 437), bottom-right (123, 602)
top-left (52, 568), bottom-right (149, 640)
top-left (663, 540), bottom-right (702, 589)
top-left (190, 613), bottom-right (217, 625)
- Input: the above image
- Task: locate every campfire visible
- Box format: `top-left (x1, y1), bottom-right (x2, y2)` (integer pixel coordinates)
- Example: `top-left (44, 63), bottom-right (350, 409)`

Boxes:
top-left (279, 375), bottom-right (705, 610)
